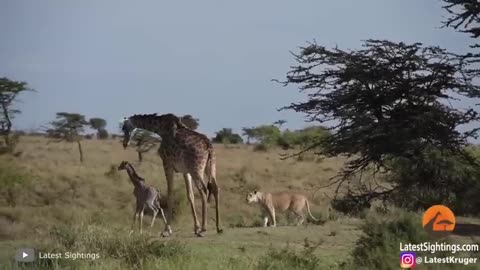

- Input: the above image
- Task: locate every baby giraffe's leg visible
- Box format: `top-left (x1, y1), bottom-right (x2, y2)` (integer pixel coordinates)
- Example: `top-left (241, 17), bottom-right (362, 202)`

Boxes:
top-left (147, 202), bottom-right (158, 228)
top-left (139, 205), bottom-right (145, 234)
top-left (130, 211), bottom-right (137, 235)
top-left (130, 203), bottom-right (142, 235)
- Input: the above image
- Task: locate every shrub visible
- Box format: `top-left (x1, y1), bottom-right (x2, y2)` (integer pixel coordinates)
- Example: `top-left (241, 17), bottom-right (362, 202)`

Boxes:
top-left (251, 125), bottom-right (281, 146)
top-left (341, 208), bottom-right (479, 270)
top-left (97, 128), bottom-right (109, 139)
top-left (280, 126), bottom-right (329, 149)
top-left (0, 133), bottom-right (20, 155)
top-left (212, 128), bottom-right (244, 144)
top-left (256, 244), bottom-right (321, 270)
top-left (29, 224), bottom-right (189, 269)
top-left (343, 209), bottom-right (428, 269)
top-left (386, 147), bottom-right (480, 216)
top-left (104, 164), bottom-right (121, 182)
top-left (0, 162), bottom-right (30, 207)
top-left (253, 143), bottom-right (268, 152)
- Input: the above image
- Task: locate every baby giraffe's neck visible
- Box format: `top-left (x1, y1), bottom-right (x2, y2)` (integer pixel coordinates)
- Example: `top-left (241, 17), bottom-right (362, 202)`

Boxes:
top-left (124, 163), bottom-right (145, 188)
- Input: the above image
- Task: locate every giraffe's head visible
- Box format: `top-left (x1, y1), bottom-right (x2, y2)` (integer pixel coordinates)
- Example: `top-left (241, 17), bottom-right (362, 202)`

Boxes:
top-left (118, 160), bottom-right (129, 170)
top-left (120, 117), bottom-right (135, 149)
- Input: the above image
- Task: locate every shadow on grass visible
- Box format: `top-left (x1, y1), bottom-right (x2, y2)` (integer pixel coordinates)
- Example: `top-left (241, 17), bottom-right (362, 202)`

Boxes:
top-left (453, 223), bottom-right (480, 237)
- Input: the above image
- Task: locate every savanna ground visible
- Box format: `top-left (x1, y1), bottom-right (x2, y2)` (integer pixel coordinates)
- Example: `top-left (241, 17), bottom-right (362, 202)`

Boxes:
top-left (0, 136), bottom-right (479, 269)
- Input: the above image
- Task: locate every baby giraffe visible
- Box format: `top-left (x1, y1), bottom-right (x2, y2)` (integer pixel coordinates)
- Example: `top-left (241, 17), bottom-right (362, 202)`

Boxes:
top-left (118, 161), bottom-right (167, 234)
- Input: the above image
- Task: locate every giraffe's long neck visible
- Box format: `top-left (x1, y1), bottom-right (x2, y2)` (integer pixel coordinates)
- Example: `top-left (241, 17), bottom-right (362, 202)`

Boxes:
top-left (125, 163), bottom-right (144, 188)
top-left (130, 118), bottom-right (163, 137)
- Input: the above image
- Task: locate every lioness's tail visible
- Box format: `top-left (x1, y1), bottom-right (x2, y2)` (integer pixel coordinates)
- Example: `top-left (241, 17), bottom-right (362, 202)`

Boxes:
top-left (305, 200), bottom-right (319, 222)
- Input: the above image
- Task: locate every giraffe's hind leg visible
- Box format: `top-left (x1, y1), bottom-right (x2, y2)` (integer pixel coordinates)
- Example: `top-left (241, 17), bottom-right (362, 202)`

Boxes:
top-left (139, 205), bottom-right (145, 234)
top-left (146, 201), bottom-right (158, 228)
top-left (191, 172), bottom-right (208, 234)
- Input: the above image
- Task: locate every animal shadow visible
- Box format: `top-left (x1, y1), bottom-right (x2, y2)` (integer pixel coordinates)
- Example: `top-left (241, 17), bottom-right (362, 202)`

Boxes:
top-left (452, 223), bottom-right (480, 237)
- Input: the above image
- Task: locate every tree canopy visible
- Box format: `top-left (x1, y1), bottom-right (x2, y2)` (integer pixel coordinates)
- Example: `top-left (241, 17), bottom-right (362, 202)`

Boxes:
top-left (212, 128), bottom-right (243, 144)
top-left (278, 39), bottom-right (480, 203)
top-left (89, 118), bottom-right (107, 130)
top-left (442, 0), bottom-right (480, 38)
top-left (181, 115), bottom-right (199, 130)
top-left (0, 77), bottom-right (33, 148)
top-left (47, 112), bottom-right (89, 162)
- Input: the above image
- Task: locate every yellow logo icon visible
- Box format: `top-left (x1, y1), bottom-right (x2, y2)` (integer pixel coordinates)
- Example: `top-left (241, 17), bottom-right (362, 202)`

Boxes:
top-left (422, 205), bottom-right (455, 238)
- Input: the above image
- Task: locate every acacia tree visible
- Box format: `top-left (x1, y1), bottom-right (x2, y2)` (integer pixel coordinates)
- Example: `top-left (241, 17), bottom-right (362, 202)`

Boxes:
top-left (242, 127), bottom-right (256, 144)
top-left (273, 119), bottom-right (287, 128)
top-left (442, 0), bottom-right (480, 38)
top-left (277, 40), bottom-right (480, 210)
top-left (128, 129), bottom-right (161, 162)
top-left (0, 78), bottom-right (33, 149)
top-left (89, 118), bottom-right (108, 139)
top-left (442, 0), bottom-right (480, 87)
top-left (47, 112), bottom-right (88, 163)
top-left (212, 128), bottom-right (243, 144)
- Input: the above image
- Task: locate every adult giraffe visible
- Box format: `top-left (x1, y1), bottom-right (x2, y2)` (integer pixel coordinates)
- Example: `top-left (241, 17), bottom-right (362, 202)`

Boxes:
top-left (120, 113), bottom-right (222, 237)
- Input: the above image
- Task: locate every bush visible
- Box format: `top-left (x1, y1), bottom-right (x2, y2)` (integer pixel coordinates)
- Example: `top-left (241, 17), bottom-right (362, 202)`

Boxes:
top-left (332, 146), bottom-right (480, 216)
top-left (212, 128), bottom-right (244, 144)
top-left (386, 147), bottom-right (480, 216)
top-left (29, 224), bottom-right (189, 269)
top-left (105, 164), bottom-right (121, 182)
top-left (251, 125), bottom-right (281, 146)
top-left (97, 128), bottom-right (109, 139)
top-left (256, 244), bottom-right (321, 270)
top-left (0, 133), bottom-right (21, 155)
top-left (280, 126), bottom-right (330, 149)
top-left (343, 209), bottom-right (428, 269)
top-left (253, 143), bottom-right (269, 152)
top-left (0, 162), bottom-right (30, 207)
top-left (341, 208), bottom-right (479, 270)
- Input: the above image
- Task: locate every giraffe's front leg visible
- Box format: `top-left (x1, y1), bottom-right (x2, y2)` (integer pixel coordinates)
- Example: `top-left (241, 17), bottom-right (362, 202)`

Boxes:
top-left (161, 167), bottom-right (174, 237)
top-left (129, 202), bottom-right (141, 235)
top-left (184, 173), bottom-right (202, 236)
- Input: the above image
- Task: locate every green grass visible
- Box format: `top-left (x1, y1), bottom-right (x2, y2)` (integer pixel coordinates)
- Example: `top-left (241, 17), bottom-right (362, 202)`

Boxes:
top-left (1, 137), bottom-right (480, 269)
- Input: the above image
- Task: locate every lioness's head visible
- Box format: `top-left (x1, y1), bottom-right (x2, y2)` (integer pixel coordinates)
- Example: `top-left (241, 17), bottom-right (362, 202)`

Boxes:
top-left (246, 191), bottom-right (260, 203)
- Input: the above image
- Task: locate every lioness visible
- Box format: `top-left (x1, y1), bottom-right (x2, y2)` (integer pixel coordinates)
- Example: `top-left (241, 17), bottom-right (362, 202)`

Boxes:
top-left (246, 190), bottom-right (319, 227)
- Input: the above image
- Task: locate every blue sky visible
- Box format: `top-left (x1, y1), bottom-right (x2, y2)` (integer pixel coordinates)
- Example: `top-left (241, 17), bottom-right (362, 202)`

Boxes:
top-left (0, 0), bottom-right (475, 137)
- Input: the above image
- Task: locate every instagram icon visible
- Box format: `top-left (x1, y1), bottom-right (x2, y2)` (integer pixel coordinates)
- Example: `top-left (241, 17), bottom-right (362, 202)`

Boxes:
top-left (400, 252), bottom-right (416, 268)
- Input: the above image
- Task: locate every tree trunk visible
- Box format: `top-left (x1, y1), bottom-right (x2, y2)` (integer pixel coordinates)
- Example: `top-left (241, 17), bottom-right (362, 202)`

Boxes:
top-left (1, 103), bottom-right (12, 146)
top-left (77, 140), bottom-right (84, 163)
top-left (138, 151), bottom-right (143, 163)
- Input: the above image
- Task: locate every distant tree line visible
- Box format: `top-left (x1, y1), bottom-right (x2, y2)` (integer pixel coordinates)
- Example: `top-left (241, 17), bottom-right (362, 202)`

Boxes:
top-left (211, 124), bottom-right (330, 151)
